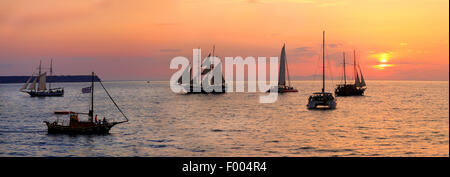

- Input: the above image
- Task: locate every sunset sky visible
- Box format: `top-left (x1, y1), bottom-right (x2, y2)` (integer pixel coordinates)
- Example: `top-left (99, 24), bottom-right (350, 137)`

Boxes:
top-left (0, 0), bottom-right (448, 81)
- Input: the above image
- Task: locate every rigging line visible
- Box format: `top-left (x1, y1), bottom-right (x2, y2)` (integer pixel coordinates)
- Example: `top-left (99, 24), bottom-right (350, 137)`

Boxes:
top-left (98, 80), bottom-right (129, 123)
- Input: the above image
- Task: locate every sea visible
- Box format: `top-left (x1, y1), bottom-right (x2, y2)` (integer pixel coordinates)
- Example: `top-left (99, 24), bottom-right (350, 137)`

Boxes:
top-left (0, 80), bottom-right (448, 157)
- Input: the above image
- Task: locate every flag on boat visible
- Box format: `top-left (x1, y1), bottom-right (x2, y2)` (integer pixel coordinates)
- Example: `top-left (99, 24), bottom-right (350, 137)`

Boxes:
top-left (82, 86), bottom-right (91, 93)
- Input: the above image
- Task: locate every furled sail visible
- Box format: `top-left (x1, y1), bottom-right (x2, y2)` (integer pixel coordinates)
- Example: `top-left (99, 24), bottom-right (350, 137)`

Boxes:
top-left (38, 72), bottom-right (47, 91)
top-left (29, 78), bottom-right (37, 91)
top-left (20, 76), bottom-right (32, 91)
top-left (278, 44), bottom-right (286, 86)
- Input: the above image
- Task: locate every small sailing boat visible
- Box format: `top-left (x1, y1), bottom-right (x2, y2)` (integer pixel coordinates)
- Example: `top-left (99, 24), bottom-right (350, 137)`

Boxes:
top-left (178, 45), bottom-right (226, 94)
top-left (267, 44), bottom-right (298, 93)
top-left (307, 31), bottom-right (336, 109)
top-left (334, 50), bottom-right (366, 96)
top-left (20, 60), bottom-right (64, 97)
top-left (44, 72), bottom-right (128, 134)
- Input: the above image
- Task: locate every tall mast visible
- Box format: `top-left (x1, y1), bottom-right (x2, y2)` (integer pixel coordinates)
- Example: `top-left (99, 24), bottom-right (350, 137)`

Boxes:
top-left (212, 45), bottom-right (215, 69)
top-left (343, 52), bottom-right (346, 85)
top-left (89, 72), bottom-right (94, 118)
top-left (39, 60), bottom-right (42, 76)
top-left (353, 50), bottom-right (357, 80)
top-left (49, 59), bottom-right (52, 89)
top-left (322, 31), bottom-right (325, 93)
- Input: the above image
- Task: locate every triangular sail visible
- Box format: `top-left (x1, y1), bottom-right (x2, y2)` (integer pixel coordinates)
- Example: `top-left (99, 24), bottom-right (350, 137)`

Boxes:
top-left (21, 76), bottom-right (32, 91)
top-left (38, 72), bottom-right (47, 91)
top-left (278, 44), bottom-right (286, 86)
top-left (358, 65), bottom-right (366, 87)
top-left (355, 72), bottom-right (361, 87)
top-left (29, 77), bottom-right (37, 91)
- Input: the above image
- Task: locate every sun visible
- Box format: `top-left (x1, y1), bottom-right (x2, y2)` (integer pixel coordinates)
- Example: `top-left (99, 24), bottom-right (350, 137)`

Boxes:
top-left (379, 53), bottom-right (389, 63)
top-left (373, 52), bottom-right (393, 70)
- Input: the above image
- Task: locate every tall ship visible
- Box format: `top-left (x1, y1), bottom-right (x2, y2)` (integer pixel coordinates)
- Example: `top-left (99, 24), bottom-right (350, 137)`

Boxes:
top-left (267, 44), bottom-right (298, 93)
top-left (20, 60), bottom-right (64, 97)
top-left (334, 50), bottom-right (366, 96)
top-left (177, 46), bottom-right (226, 94)
top-left (307, 31), bottom-right (337, 109)
top-left (44, 72), bottom-right (128, 134)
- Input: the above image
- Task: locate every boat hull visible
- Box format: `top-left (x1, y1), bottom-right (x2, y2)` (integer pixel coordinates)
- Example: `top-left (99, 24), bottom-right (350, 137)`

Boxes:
top-left (307, 92), bottom-right (336, 109)
top-left (307, 100), bottom-right (336, 109)
top-left (266, 86), bottom-right (298, 93)
top-left (25, 89), bottom-right (64, 97)
top-left (335, 85), bottom-right (365, 96)
top-left (44, 121), bottom-right (118, 134)
top-left (184, 85), bottom-right (227, 94)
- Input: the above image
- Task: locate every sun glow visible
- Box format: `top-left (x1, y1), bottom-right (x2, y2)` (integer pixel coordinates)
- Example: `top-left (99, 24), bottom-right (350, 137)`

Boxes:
top-left (374, 63), bottom-right (393, 70)
top-left (372, 52), bottom-right (394, 70)
top-left (379, 53), bottom-right (390, 63)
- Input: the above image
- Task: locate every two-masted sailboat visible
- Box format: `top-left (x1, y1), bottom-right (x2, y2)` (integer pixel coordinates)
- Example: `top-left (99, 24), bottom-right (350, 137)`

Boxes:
top-left (44, 72), bottom-right (128, 134)
top-left (307, 31), bottom-right (336, 109)
top-left (334, 50), bottom-right (366, 96)
top-left (177, 46), bottom-right (226, 94)
top-left (267, 44), bottom-right (298, 93)
top-left (20, 60), bottom-right (64, 97)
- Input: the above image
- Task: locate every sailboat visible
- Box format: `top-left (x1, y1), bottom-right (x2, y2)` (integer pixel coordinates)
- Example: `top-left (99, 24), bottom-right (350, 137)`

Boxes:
top-left (177, 46), bottom-right (226, 94)
top-left (307, 31), bottom-right (337, 109)
top-left (334, 50), bottom-right (366, 96)
top-left (267, 44), bottom-right (298, 93)
top-left (44, 72), bottom-right (128, 134)
top-left (20, 60), bottom-right (64, 97)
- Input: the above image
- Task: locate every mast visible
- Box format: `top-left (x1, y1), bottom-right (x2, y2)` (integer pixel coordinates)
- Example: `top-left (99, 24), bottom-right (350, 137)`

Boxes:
top-left (89, 72), bottom-right (94, 118)
top-left (322, 31), bottom-right (325, 93)
top-left (49, 59), bottom-right (52, 89)
top-left (354, 50), bottom-right (357, 82)
top-left (39, 60), bottom-right (42, 76)
top-left (343, 52), bottom-right (346, 85)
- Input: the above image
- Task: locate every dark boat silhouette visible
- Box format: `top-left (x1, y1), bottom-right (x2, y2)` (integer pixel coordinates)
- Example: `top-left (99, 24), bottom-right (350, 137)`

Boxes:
top-left (177, 45), bottom-right (227, 94)
top-left (335, 50), bottom-right (366, 96)
top-left (267, 44), bottom-right (298, 93)
top-left (44, 72), bottom-right (128, 134)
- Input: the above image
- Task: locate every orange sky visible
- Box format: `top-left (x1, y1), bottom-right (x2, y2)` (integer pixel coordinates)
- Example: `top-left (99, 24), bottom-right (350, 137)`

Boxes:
top-left (0, 0), bottom-right (448, 80)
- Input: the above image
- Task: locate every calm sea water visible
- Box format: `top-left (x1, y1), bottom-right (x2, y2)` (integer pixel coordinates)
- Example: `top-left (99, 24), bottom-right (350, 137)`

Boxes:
top-left (0, 80), bottom-right (448, 157)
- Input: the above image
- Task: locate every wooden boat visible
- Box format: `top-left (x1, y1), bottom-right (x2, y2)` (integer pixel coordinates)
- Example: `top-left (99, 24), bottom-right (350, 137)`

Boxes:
top-left (44, 72), bottom-right (128, 134)
top-left (335, 50), bottom-right (366, 96)
top-left (267, 44), bottom-right (298, 93)
top-left (177, 45), bottom-right (227, 94)
top-left (20, 60), bottom-right (64, 97)
top-left (307, 31), bottom-right (336, 109)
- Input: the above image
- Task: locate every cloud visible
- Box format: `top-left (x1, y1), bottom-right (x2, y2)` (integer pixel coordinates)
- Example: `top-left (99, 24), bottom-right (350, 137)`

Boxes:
top-left (160, 49), bottom-right (182, 53)
top-left (318, 1), bottom-right (348, 7)
top-left (328, 43), bottom-right (341, 48)
top-left (292, 46), bottom-right (318, 57)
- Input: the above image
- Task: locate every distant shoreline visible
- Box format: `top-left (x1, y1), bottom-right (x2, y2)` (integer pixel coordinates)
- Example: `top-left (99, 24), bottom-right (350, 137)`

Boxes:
top-left (1, 76), bottom-right (448, 84)
top-left (0, 75), bottom-right (101, 84)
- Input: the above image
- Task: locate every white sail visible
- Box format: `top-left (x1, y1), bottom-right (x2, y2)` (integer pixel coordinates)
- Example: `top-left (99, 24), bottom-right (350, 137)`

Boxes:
top-left (20, 76), bottom-right (32, 91)
top-left (29, 77), bottom-right (37, 91)
top-left (38, 72), bottom-right (47, 91)
top-left (278, 44), bottom-right (286, 86)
